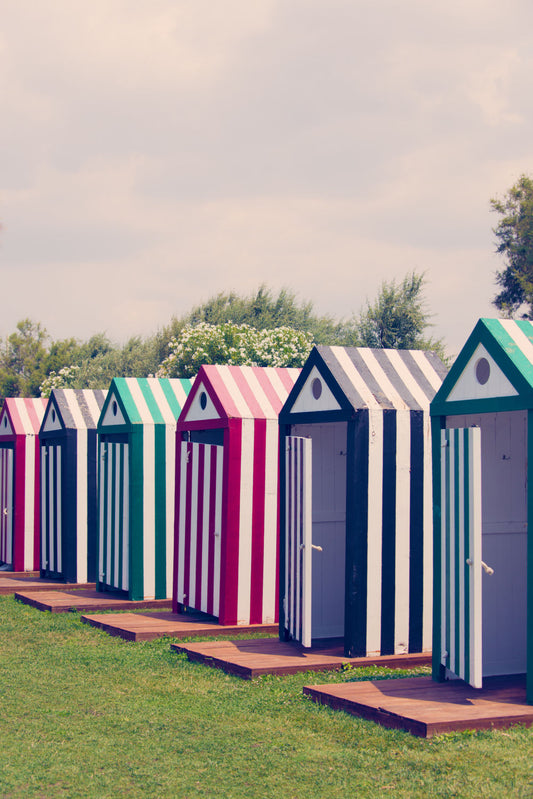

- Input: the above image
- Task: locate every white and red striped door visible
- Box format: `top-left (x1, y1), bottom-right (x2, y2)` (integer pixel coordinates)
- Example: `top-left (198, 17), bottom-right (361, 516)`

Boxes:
top-left (40, 443), bottom-right (62, 576)
top-left (0, 447), bottom-right (14, 566)
top-left (175, 441), bottom-right (224, 616)
top-left (284, 435), bottom-right (313, 647)
top-left (440, 427), bottom-right (482, 688)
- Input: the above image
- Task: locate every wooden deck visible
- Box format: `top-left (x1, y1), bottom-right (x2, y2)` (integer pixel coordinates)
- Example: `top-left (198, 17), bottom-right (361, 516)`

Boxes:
top-left (81, 612), bottom-right (279, 642)
top-left (0, 575), bottom-right (95, 595)
top-left (14, 589), bottom-right (172, 613)
top-left (170, 638), bottom-right (431, 679)
top-left (303, 674), bottom-right (533, 737)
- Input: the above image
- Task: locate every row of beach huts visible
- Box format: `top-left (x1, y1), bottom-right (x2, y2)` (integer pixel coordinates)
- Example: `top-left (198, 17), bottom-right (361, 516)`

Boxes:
top-left (0, 318), bottom-right (531, 702)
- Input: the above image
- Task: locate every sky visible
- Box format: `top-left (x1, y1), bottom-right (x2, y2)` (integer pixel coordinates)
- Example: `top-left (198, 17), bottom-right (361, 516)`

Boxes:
top-left (1, 0), bottom-right (533, 359)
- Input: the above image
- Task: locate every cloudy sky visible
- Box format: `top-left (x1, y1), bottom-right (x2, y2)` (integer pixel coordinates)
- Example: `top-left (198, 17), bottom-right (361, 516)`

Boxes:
top-left (2, 0), bottom-right (532, 357)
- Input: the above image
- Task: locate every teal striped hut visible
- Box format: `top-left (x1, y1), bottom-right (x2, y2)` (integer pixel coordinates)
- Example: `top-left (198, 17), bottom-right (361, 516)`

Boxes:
top-left (431, 318), bottom-right (532, 702)
top-left (97, 377), bottom-right (194, 601)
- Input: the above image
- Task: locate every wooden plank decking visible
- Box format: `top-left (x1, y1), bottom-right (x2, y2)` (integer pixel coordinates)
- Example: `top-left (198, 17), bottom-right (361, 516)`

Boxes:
top-left (0, 576), bottom-right (95, 595)
top-left (171, 638), bottom-right (431, 679)
top-left (303, 675), bottom-right (533, 737)
top-left (14, 589), bottom-right (172, 612)
top-left (81, 612), bottom-right (279, 642)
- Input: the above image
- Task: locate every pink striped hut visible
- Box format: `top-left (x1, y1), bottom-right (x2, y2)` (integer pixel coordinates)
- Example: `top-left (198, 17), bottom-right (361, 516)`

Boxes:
top-left (173, 365), bottom-right (301, 626)
top-left (0, 398), bottom-right (48, 571)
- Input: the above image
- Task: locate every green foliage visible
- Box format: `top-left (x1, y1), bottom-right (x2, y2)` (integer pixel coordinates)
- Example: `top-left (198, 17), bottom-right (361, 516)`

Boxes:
top-left (353, 272), bottom-right (446, 360)
top-left (158, 322), bottom-right (313, 378)
top-left (491, 174), bottom-right (533, 317)
top-left (0, 318), bottom-right (49, 399)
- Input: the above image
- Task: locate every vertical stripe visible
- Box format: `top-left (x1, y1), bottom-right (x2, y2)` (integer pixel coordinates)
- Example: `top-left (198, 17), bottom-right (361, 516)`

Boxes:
top-left (394, 410), bottom-right (411, 653)
top-left (194, 444), bottom-right (205, 609)
top-left (200, 444), bottom-right (210, 613)
top-left (165, 423), bottom-right (176, 600)
top-left (422, 412), bottom-right (433, 652)
top-left (122, 444), bottom-right (129, 591)
top-left (76, 428), bottom-right (87, 582)
top-left (176, 442), bottom-right (188, 604)
top-left (365, 409), bottom-right (383, 655)
top-left (142, 424), bottom-right (156, 599)
top-left (24, 435), bottom-right (36, 571)
top-left (261, 420), bottom-right (279, 624)
top-left (380, 410), bottom-right (397, 655)
top-left (183, 443), bottom-right (193, 606)
top-left (408, 411), bottom-right (425, 653)
top-left (98, 442), bottom-right (105, 584)
top-left (212, 447), bottom-right (223, 617)
top-left (250, 419), bottom-right (267, 623)
top-left (237, 418), bottom-right (255, 623)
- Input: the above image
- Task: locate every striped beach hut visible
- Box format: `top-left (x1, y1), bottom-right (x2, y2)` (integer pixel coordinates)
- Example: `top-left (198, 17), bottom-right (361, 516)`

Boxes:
top-left (97, 377), bottom-right (194, 601)
top-left (39, 389), bottom-right (107, 583)
top-left (173, 364), bottom-right (301, 626)
top-left (431, 318), bottom-right (533, 702)
top-left (0, 397), bottom-right (48, 571)
top-left (279, 345), bottom-right (447, 657)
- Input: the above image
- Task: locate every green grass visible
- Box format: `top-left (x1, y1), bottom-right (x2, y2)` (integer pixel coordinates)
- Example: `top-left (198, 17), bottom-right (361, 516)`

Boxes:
top-left (0, 596), bottom-right (532, 798)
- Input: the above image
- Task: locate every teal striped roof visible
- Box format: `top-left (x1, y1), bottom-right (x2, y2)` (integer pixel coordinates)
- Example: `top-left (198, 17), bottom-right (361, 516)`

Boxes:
top-left (98, 377), bottom-right (194, 430)
top-left (431, 318), bottom-right (533, 415)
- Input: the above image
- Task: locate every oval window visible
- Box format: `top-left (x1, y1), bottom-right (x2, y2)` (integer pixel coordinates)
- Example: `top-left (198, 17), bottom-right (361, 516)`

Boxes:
top-left (112, 400), bottom-right (118, 416)
top-left (51, 409), bottom-right (56, 423)
top-left (475, 358), bottom-right (490, 386)
top-left (312, 378), bottom-right (323, 400)
top-left (200, 391), bottom-right (208, 410)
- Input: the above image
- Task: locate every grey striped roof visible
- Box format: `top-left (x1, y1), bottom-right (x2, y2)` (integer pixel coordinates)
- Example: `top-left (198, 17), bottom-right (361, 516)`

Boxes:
top-left (318, 346), bottom-right (448, 411)
top-left (48, 389), bottom-right (107, 430)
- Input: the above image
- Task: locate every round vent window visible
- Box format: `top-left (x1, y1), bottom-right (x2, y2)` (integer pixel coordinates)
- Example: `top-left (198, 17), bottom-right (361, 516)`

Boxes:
top-left (312, 378), bottom-right (323, 400)
top-left (475, 358), bottom-right (490, 386)
top-left (112, 400), bottom-right (118, 416)
top-left (200, 391), bottom-right (208, 410)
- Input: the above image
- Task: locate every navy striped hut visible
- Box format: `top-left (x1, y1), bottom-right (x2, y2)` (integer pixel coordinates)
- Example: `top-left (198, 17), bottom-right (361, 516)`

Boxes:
top-left (279, 345), bottom-right (447, 658)
top-left (39, 389), bottom-right (107, 584)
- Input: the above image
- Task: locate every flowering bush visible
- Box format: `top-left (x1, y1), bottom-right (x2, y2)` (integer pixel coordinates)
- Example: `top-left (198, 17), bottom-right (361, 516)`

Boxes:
top-left (39, 365), bottom-right (80, 397)
top-left (157, 322), bottom-right (313, 378)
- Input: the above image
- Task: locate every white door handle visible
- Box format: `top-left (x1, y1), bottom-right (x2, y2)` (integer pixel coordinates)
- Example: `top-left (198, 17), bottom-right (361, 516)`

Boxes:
top-left (466, 558), bottom-right (494, 575)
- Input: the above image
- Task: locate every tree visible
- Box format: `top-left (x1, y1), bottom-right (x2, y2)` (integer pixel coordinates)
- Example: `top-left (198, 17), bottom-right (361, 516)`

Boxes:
top-left (491, 174), bottom-right (533, 317)
top-left (157, 322), bottom-right (313, 379)
top-left (0, 319), bottom-right (49, 399)
top-left (352, 272), bottom-right (446, 358)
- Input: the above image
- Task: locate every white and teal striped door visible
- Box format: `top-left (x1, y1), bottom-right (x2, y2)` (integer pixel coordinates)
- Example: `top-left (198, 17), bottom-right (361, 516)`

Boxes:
top-left (0, 447), bottom-right (14, 566)
top-left (284, 436), bottom-right (313, 647)
top-left (98, 439), bottom-right (129, 592)
top-left (440, 427), bottom-right (482, 688)
top-left (40, 443), bottom-right (62, 576)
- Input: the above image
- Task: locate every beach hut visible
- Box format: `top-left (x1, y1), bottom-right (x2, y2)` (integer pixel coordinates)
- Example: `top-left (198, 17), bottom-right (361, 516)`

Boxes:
top-left (430, 318), bottom-right (533, 702)
top-left (0, 397), bottom-right (48, 571)
top-left (173, 364), bottom-right (301, 626)
top-left (39, 389), bottom-right (107, 583)
top-left (97, 377), bottom-right (194, 601)
top-left (279, 345), bottom-right (447, 656)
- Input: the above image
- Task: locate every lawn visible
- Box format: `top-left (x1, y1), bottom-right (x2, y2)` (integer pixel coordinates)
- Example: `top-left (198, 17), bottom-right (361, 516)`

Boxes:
top-left (0, 595), bottom-right (531, 798)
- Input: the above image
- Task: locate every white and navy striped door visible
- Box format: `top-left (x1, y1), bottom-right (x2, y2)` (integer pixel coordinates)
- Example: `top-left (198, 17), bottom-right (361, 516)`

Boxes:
top-left (285, 436), bottom-right (312, 647)
top-left (0, 447), bottom-right (14, 566)
top-left (175, 442), bottom-right (224, 616)
top-left (440, 427), bottom-right (482, 688)
top-left (98, 440), bottom-right (129, 592)
top-left (40, 443), bottom-right (62, 576)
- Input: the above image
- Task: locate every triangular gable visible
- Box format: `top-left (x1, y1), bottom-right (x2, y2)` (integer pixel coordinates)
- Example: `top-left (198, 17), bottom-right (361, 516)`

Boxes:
top-left (0, 398), bottom-right (47, 437)
top-left (289, 365), bottom-right (343, 414)
top-left (280, 347), bottom-right (351, 422)
top-left (0, 410), bottom-right (13, 437)
top-left (181, 377), bottom-right (223, 424)
top-left (99, 384), bottom-right (128, 428)
top-left (432, 318), bottom-right (533, 415)
top-left (42, 396), bottom-right (65, 432)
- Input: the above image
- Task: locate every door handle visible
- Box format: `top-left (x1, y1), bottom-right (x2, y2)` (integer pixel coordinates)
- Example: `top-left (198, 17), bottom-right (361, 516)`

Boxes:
top-left (300, 544), bottom-right (323, 552)
top-left (466, 558), bottom-right (494, 575)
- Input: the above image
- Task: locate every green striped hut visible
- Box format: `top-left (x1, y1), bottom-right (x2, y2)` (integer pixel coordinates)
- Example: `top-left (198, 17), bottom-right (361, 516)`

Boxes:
top-left (431, 318), bottom-right (532, 702)
top-left (97, 377), bottom-right (194, 601)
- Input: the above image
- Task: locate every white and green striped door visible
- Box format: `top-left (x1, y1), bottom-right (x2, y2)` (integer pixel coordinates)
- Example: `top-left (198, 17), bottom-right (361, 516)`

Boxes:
top-left (98, 438), bottom-right (129, 592)
top-left (439, 427), bottom-right (482, 688)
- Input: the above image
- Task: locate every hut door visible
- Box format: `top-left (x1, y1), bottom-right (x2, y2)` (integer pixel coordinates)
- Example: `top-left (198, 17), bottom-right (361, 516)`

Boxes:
top-left (98, 439), bottom-right (130, 592)
top-left (284, 436), bottom-right (313, 647)
top-left (0, 447), bottom-right (14, 566)
top-left (440, 427), bottom-right (482, 688)
top-left (175, 441), bottom-right (224, 617)
top-left (40, 443), bottom-right (62, 577)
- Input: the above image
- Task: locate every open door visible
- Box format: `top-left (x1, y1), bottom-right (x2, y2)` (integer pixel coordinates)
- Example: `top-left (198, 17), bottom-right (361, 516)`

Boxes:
top-left (40, 443), bottom-right (62, 578)
top-left (284, 435), bottom-right (312, 647)
top-left (0, 447), bottom-right (14, 566)
top-left (440, 427), bottom-right (482, 688)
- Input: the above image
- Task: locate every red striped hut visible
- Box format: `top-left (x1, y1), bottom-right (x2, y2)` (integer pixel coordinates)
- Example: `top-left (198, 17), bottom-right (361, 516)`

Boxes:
top-left (0, 398), bottom-right (48, 571)
top-left (173, 365), bottom-right (301, 626)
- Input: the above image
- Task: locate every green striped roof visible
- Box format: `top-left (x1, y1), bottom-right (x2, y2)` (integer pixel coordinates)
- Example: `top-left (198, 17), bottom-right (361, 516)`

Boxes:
top-left (98, 377), bottom-right (194, 430)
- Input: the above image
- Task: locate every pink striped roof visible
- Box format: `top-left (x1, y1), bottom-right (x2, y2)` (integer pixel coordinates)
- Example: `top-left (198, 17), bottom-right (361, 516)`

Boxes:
top-left (186, 365), bottom-right (301, 421)
top-left (0, 398), bottom-right (48, 437)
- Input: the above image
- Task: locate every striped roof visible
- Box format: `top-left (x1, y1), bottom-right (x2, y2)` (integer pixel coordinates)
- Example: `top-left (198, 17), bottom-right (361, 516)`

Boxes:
top-left (41, 389), bottom-right (107, 433)
top-left (432, 318), bottom-right (533, 414)
top-left (181, 365), bottom-right (302, 422)
top-left (0, 397), bottom-right (48, 437)
top-left (313, 345), bottom-right (446, 412)
top-left (99, 377), bottom-right (194, 429)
